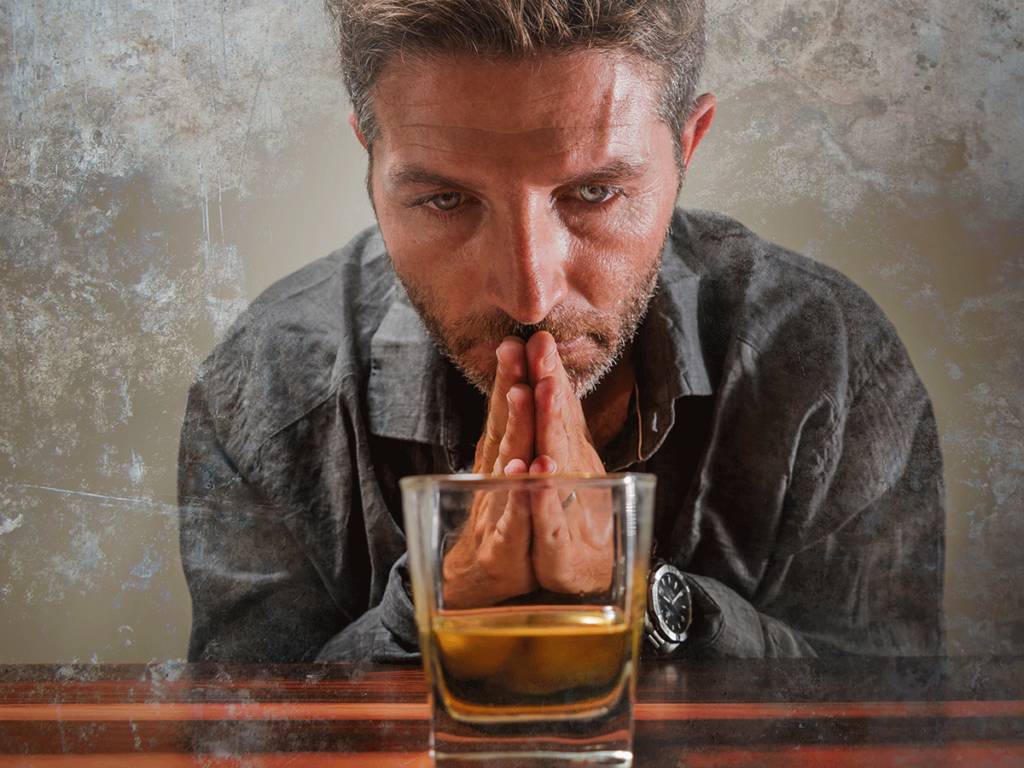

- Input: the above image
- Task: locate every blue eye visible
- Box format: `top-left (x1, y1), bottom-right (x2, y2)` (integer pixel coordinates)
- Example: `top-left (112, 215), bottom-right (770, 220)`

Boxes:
top-left (425, 192), bottom-right (465, 211)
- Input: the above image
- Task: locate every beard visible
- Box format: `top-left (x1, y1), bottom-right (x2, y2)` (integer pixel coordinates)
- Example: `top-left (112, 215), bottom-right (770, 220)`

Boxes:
top-left (394, 246), bottom-right (664, 399)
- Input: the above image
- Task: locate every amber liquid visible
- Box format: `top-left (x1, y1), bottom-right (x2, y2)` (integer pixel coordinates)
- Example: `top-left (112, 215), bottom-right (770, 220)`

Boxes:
top-left (427, 604), bottom-right (634, 722)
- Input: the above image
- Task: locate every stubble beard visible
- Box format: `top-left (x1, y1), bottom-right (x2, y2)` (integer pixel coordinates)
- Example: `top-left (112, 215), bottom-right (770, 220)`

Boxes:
top-left (393, 244), bottom-right (665, 400)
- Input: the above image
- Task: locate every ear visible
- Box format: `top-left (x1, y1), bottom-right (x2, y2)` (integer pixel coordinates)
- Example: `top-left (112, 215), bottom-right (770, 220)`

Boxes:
top-left (679, 93), bottom-right (716, 172)
top-left (349, 110), bottom-right (368, 150)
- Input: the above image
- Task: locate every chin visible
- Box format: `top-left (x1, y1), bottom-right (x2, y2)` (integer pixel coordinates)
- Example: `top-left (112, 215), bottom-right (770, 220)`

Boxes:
top-left (561, 334), bottom-right (625, 396)
top-left (566, 366), bottom-right (606, 400)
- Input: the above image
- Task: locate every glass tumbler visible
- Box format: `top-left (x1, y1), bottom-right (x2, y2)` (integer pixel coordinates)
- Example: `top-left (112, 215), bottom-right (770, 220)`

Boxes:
top-left (401, 473), bottom-right (656, 767)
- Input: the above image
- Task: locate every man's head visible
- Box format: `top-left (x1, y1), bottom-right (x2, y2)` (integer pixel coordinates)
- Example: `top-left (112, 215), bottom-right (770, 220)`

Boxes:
top-left (326, 1), bottom-right (715, 398)
top-left (327, 0), bottom-right (707, 165)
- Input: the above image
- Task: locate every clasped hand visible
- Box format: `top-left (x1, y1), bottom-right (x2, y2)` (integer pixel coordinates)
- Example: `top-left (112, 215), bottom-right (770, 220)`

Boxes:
top-left (442, 332), bottom-right (613, 609)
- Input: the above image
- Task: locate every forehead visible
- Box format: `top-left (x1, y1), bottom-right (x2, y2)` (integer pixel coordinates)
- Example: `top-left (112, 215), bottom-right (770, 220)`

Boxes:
top-left (370, 52), bottom-right (665, 168)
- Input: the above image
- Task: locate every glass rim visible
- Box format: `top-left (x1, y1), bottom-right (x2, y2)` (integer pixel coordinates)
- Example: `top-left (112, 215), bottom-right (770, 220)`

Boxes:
top-left (399, 472), bottom-right (656, 492)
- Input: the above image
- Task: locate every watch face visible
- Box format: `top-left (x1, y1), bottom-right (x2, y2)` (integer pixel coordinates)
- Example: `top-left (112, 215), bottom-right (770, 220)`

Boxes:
top-left (653, 569), bottom-right (690, 641)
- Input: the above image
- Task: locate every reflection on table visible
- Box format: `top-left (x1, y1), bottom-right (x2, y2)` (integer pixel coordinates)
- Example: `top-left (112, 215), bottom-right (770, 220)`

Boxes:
top-left (1, 656), bottom-right (1023, 766)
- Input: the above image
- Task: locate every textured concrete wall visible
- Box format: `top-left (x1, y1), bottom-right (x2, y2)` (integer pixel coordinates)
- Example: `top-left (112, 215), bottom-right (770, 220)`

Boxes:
top-left (0, 0), bottom-right (1021, 662)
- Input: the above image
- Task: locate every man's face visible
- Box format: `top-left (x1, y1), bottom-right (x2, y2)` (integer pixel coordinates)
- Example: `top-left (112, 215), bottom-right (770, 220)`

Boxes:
top-left (364, 52), bottom-right (683, 396)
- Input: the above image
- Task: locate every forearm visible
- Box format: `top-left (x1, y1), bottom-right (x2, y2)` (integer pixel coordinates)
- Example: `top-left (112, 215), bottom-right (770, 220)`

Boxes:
top-left (179, 382), bottom-right (347, 662)
top-left (673, 573), bottom-right (817, 659)
top-left (317, 554), bottom-right (421, 663)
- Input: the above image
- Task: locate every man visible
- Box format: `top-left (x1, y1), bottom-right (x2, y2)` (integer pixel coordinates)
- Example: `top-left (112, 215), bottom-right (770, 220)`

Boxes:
top-left (178, 0), bottom-right (944, 662)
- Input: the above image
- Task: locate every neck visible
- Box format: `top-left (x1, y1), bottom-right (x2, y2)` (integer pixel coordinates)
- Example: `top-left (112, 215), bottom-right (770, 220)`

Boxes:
top-left (582, 343), bottom-right (635, 453)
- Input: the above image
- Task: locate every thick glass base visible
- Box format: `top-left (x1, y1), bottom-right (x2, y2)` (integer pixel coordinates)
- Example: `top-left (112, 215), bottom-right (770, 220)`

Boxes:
top-left (431, 691), bottom-right (633, 767)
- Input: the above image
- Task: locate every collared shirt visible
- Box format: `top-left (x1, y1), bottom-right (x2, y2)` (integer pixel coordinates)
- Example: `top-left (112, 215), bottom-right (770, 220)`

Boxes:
top-left (178, 209), bottom-right (945, 663)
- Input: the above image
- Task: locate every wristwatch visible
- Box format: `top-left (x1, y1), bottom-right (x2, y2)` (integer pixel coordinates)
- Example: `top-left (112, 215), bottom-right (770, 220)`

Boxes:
top-left (644, 560), bottom-right (693, 655)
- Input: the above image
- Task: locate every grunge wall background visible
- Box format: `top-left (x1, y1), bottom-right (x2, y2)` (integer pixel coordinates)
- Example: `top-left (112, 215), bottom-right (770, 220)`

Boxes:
top-left (1, 0), bottom-right (1021, 661)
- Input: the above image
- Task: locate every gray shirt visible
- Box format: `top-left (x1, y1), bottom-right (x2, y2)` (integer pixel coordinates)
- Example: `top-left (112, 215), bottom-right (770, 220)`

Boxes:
top-left (178, 208), bottom-right (945, 663)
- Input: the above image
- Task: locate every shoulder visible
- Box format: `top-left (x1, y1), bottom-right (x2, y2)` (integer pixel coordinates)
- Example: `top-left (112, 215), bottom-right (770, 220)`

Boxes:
top-left (670, 209), bottom-right (900, 367)
top-left (189, 225), bottom-right (397, 470)
top-left (672, 208), bottom-right (871, 305)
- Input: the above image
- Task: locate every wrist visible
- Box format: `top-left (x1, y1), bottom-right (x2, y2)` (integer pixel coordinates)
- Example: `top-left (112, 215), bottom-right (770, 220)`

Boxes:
top-left (644, 560), bottom-right (693, 656)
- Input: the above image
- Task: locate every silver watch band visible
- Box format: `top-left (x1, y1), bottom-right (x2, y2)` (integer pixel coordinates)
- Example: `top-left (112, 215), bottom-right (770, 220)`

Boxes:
top-left (643, 611), bottom-right (683, 655)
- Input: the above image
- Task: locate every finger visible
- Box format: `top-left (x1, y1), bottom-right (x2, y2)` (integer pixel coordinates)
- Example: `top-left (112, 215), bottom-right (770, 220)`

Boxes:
top-left (471, 453), bottom-right (532, 556)
top-left (528, 484), bottom-right (577, 594)
top-left (530, 485), bottom-right (615, 595)
top-left (529, 478), bottom-right (569, 546)
top-left (533, 375), bottom-right (575, 464)
top-left (446, 460), bottom-right (537, 608)
top-left (525, 456), bottom-right (560, 542)
top-left (495, 459), bottom-right (533, 553)
top-left (497, 382), bottom-right (535, 475)
top-left (528, 455), bottom-right (557, 475)
top-left (481, 461), bottom-right (538, 600)
top-left (474, 336), bottom-right (528, 474)
top-left (524, 330), bottom-right (560, 390)
top-left (525, 333), bottom-right (599, 473)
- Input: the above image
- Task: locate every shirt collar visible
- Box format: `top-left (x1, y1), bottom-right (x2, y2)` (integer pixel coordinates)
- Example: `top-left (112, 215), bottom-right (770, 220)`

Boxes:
top-left (601, 222), bottom-right (714, 468)
top-left (641, 226), bottom-right (714, 401)
top-left (367, 283), bottom-right (483, 452)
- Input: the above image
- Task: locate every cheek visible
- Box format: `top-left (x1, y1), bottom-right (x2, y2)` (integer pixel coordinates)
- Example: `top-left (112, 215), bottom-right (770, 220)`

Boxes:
top-left (377, 204), bottom-right (441, 275)
top-left (381, 221), bottom-right (483, 320)
top-left (622, 202), bottom-right (670, 249)
top-left (375, 202), bottom-right (482, 284)
top-left (567, 209), bottom-right (668, 308)
top-left (576, 196), bottom-right (671, 270)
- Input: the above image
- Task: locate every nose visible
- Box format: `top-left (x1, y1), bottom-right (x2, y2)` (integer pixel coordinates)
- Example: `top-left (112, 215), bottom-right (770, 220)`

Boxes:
top-left (484, 198), bottom-right (568, 326)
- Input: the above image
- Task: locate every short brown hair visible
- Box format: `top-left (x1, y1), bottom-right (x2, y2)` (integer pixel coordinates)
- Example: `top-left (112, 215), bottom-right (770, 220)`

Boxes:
top-left (326, 0), bottom-right (706, 147)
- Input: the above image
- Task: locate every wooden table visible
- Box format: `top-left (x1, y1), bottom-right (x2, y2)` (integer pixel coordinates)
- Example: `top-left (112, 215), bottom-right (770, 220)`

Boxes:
top-left (2, 656), bottom-right (1023, 766)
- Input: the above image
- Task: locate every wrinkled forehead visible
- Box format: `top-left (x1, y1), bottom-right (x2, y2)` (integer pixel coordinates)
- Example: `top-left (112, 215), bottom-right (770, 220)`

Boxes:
top-left (371, 50), bottom-right (666, 137)
top-left (368, 54), bottom-right (669, 175)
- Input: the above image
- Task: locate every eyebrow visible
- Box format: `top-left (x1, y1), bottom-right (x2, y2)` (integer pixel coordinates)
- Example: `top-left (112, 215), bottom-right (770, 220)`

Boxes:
top-left (386, 158), bottom-right (650, 191)
top-left (559, 159), bottom-right (648, 188)
top-left (388, 165), bottom-right (470, 190)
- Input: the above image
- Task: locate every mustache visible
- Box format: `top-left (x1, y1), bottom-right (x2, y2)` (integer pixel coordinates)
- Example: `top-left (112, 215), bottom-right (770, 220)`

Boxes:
top-left (449, 308), bottom-right (612, 354)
